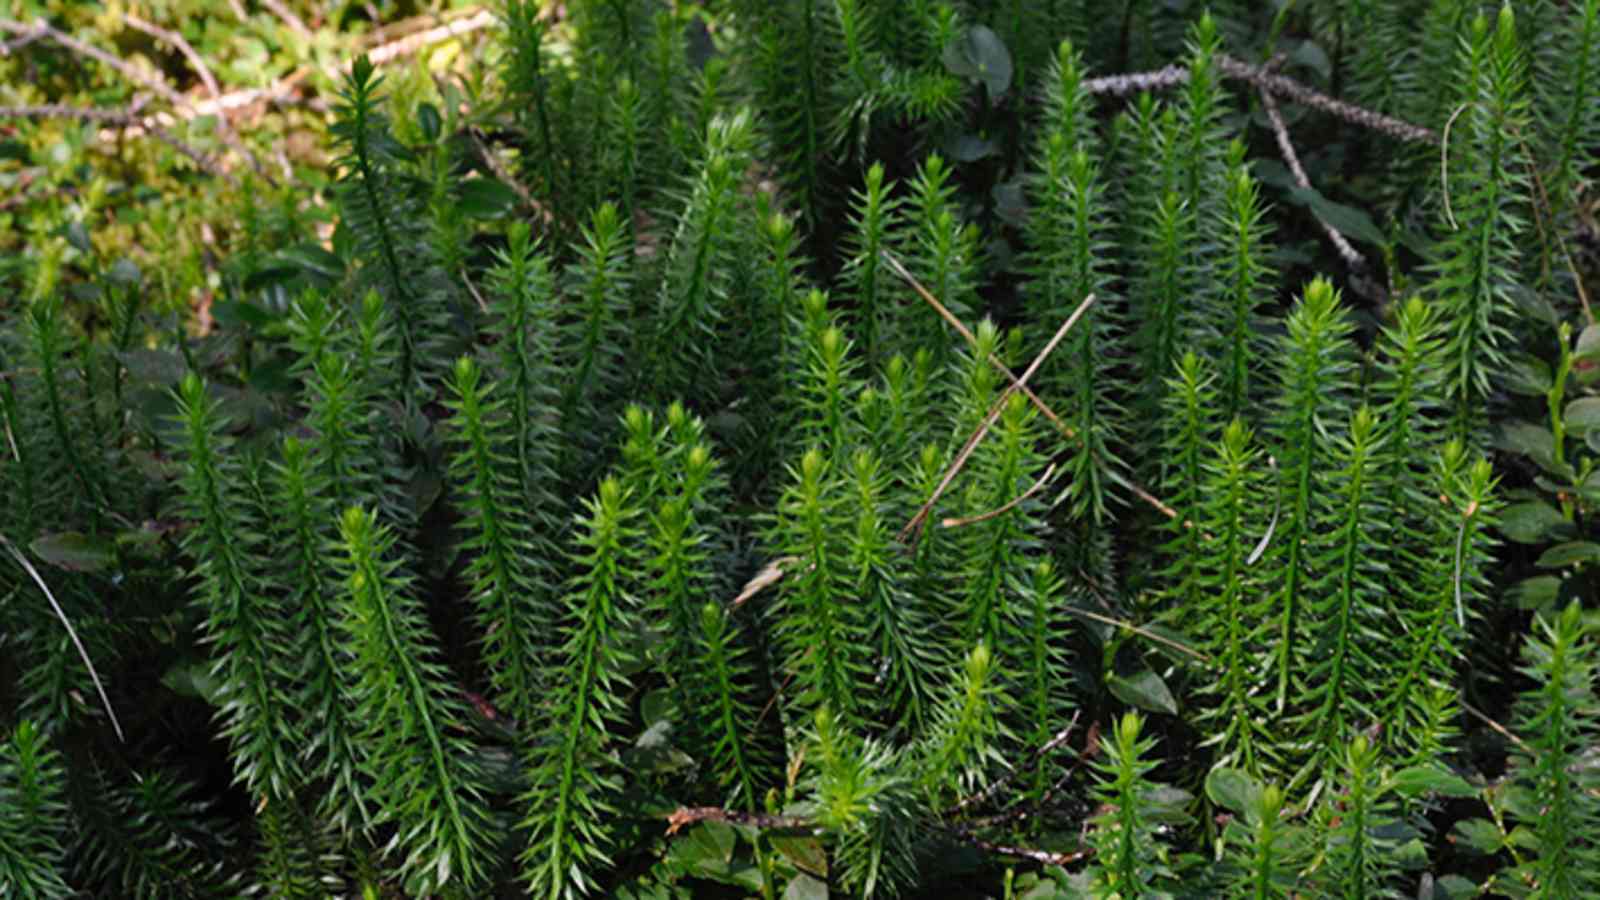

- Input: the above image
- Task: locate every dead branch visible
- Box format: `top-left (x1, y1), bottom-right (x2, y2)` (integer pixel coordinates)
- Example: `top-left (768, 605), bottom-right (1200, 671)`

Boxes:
top-left (1258, 82), bottom-right (1369, 274)
top-left (940, 463), bottom-right (1057, 530)
top-left (0, 16), bottom-right (272, 184)
top-left (666, 806), bottom-right (812, 835)
top-left (1082, 54), bottom-right (1437, 145)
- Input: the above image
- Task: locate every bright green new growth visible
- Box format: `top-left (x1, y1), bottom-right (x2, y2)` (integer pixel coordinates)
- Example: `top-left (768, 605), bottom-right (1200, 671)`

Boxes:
top-left (336, 506), bottom-right (495, 895)
top-left (519, 477), bottom-right (643, 899)
top-left (1505, 602), bottom-right (1600, 898)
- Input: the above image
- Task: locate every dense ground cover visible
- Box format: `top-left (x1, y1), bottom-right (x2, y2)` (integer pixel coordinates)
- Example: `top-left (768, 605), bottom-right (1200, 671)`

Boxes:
top-left (3, 1), bottom-right (1600, 897)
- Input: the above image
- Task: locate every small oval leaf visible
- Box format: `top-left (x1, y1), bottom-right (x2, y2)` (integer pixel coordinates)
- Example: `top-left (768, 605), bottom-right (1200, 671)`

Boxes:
top-left (30, 532), bottom-right (115, 573)
top-left (1107, 668), bottom-right (1177, 715)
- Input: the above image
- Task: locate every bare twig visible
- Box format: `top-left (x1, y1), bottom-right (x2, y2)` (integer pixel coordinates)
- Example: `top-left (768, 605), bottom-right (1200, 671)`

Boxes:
top-left (1082, 54), bottom-right (1437, 145)
top-left (260, 0), bottom-right (314, 42)
top-left (949, 830), bottom-right (1094, 868)
top-left (949, 712), bottom-right (1081, 816)
top-left (1259, 84), bottom-right (1368, 273)
top-left (123, 14), bottom-right (220, 99)
top-left (666, 806), bottom-right (812, 835)
top-left (731, 555), bottom-right (802, 608)
top-left (898, 293), bottom-right (1095, 545)
top-left (360, 8), bottom-right (497, 69)
top-left (1063, 606), bottom-right (1209, 662)
top-left (0, 104), bottom-right (239, 187)
top-left (2, 533), bottom-right (124, 743)
top-left (1461, 699), bottom-right (1531, 753)
top-left (0, 17), bottom-right (271, 184)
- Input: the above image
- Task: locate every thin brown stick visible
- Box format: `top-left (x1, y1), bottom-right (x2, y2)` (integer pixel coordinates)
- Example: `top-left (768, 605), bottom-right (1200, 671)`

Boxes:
top-left (941, 463), bottom-right (1057, 529)
top-left (665, 806), bottom-right (811, 835)
top-left (1461, 699), bottom-right (1531, 754)
top-left (880, 250), bottom-right (1077, 439)
top-left (949, 711), bottom-right (1081, 816)
top-left (260, 0), bottom-right (315, 42)
top-left (898, 293), bottom-right (1095, 545)
top-left (1506, 121), bottom-right (1597, 327)
top-left (123, 14), bottom-right (220, 99)
top-left (1258, 84), bottom-right (1368, 273)
top-left (0, 104), bottom-right (238, 187)
top-left (951, 830), bottom-right (1094, 867)
top-left (360, 8), bottom-right (497, 69)
top-left (1064, 605), bottom-right (1209, 662)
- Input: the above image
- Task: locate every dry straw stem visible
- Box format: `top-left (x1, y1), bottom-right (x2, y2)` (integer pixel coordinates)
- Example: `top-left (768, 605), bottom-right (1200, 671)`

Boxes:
top-left (1, 532), bottom-right (124, 743)
top-left (881, 250), bottom-right (1180, 522)
top-left (896, 290), bottom-right (1096, 546)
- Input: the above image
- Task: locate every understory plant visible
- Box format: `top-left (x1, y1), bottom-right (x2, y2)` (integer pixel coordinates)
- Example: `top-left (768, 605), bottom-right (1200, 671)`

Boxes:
top-left (2, 1), bottom-right (1598, 897)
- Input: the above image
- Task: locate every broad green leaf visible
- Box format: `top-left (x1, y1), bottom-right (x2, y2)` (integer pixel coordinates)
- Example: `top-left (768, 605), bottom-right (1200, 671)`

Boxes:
top-left (1205, 767), bottom-right (1260, 813)
top-left (770, 835), bottom-right (827, 878)
top-left (161, 659), bottom-right (225, 705)
top-left (1513, 575), bottom-right (1562, 611)
top-left (1502, 353), bottom-right (1552, 396)
top-left (30, 532), bottom-right (115, 572)
top-left (1498, 423), bottom-right (1567, 477)
top-left (107, 257), bottom-right (142, 288)
top-left (1107, 669), bottom-right (1177, 715)
top-left (942, 25), bottom-right (1013, 96)
top-left (1565, 396), bottom-right (1600, 432)
top-left (118, 348), bottom-right (187, 386)
top-left (1285, 186), bottom-right (1387, 246)
top-left (1449, 818), bottom-right (1504, 855)
top-left (416, 102), bottom-right (442, 142)
top-left (457, 178), bottom-right (519, 218)
top-left (1536, 541), bottom-right (1600, 568)
top-left (1498, 500), bottom-right (1567, 544)
top-left (1392, 765), bottom-right (1476, 798)
top-left (783, 873), bottom-right (828, 900)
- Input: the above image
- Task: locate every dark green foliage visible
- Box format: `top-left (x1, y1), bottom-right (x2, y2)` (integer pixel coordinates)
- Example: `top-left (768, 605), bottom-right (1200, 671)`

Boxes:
top-left (0, 721), bottom-right (73, 897)
top-left (520, 478), bottom-right (644, 899)
top-left (769, 447), bottom-right (868, 727)
top-left (175, 374), bottom-right (301, 803)
top-left (1083, 713), bottom-right (1186, 896)
top-left (1264, 278), bottom-right (1358, 713)
top-left (336, 507), bottom-right (496, 895)
top-left (1192, 418), bottom-right (1278, 779)
top-left (1504, 602), bottom-right (1600, 898)
top-left (1433, 6), bottom-right (1533, 438)
top-left (9, 1), bottom-right (1600, 895)
top-left (1024, 40), bottom-right (1126, 525)
top-left (1309, 735), bottom-right (1415, 898)
top-left (1294, 406), bottom-right (1391, 790)
top-left (445, 356), bottom-right (554, 725)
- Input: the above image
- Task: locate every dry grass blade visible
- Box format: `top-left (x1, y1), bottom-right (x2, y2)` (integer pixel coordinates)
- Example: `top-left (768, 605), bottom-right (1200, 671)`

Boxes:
top-left (731, 555), bottom-right (801, 608)
top-left (881, 250), bottom-right (1180, 522)
top-left (897, 292), bottom-right (1095, 546)
top-left (1063, 605), bottom-right (1209, 663)
top-left (1, 532), bottom-right (124, 743)
top-left (941, 463), bottom-right (1057, 529)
